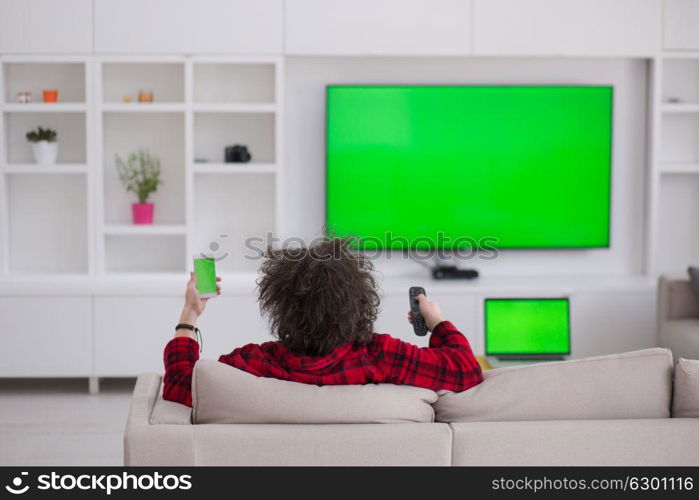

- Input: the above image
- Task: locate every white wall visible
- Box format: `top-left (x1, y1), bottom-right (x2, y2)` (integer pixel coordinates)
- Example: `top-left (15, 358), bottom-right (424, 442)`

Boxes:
top-left (284, 57), bottom-right (648, 277)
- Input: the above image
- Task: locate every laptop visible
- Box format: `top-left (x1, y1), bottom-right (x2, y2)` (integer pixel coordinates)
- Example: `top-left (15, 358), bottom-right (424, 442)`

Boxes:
top-left (484, 298), bottom-right (570, 367)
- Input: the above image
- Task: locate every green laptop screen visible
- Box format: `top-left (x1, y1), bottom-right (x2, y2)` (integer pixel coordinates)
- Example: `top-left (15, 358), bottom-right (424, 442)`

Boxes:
top-left (485, 298), bottom-right (570, 355)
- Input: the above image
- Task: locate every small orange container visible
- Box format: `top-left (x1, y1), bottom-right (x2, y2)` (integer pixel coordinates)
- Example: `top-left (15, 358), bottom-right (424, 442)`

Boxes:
top-left (43, 89), bottom-right (58, 102)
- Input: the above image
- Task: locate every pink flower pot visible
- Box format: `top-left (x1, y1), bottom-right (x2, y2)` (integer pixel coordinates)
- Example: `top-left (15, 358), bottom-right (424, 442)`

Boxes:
top-left (132, 203), bottom-right (154, 225)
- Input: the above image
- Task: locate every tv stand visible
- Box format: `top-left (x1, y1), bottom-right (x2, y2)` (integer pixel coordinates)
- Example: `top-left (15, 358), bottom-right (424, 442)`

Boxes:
top-left (431, 265), bottom-right (479, 280)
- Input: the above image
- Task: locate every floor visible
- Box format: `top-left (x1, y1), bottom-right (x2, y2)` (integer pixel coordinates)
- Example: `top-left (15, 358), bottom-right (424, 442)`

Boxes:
top-left (0, 378), bottom-right (135, 466)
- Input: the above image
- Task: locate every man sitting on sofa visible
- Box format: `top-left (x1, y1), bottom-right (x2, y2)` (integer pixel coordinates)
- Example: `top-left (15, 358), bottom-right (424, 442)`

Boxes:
top-left (163, 238), bottom-right (483, 406)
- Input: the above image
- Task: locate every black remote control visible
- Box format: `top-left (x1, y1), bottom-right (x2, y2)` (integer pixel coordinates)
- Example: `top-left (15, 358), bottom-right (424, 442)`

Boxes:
top-left (409, 286), bottom-right (428, 336)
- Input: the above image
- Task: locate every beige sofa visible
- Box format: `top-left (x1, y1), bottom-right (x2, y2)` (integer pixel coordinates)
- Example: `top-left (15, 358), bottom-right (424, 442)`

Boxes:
top-left (124, 348), bottom-right (699, 466)
top-left (658, 275), bottom-right (699, 361)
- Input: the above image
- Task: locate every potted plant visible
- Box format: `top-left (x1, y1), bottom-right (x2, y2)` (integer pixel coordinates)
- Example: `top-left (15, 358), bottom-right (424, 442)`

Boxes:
top-left (25, 127), bottom-right (58, 165)
top-left (115, 149), bottom-right (162, 225)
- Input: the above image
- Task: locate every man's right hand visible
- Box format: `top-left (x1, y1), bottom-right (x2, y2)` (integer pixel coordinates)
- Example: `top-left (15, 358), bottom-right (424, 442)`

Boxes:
top-left (407, 294), bottom-right (445, 332)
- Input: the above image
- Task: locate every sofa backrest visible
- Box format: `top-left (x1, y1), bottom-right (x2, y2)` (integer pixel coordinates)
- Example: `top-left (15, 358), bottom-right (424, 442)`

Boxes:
top-left (658, 275), bottom-right (699, 323)
top-left (192, 359), bottom-right (438, 424)
top-left (434, 348), bottom-right (673, 422)
top-left (673, 358), bottom-right (699, 418)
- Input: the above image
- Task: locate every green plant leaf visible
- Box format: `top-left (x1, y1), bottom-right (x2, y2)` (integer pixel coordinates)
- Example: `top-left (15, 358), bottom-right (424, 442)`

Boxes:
top-left (115, 149), bottom-right (163, 203)
top-left (25, 126), bottom-right (58, 143)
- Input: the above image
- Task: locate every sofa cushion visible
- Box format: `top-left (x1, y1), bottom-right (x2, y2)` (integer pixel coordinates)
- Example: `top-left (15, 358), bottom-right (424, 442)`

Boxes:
top-left (660, 319), bottom-right (699, 361)
top-left (149, 381), bottom-right (192, 425)
top-left (450, 419), bottom-right (699, 466)
top-left (193, 423), bottom-right (452, 466)
top-left (673, 358), bottom-right (699, 418)
top-left (434, 348), bottom-right (673, 422)
top-left (192, 359), bottom-right (438, 424)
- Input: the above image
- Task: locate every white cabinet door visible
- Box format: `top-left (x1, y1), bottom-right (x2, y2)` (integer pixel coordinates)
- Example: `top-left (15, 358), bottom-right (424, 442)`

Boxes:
top-left (190, 0), bottom-right (283, 54)
top-left (285, 0), bottom-right (472, 55)
top-left (664, 0), bottom-right (699, 50)
top-left (473, 0), bottom-right (661, 56)
top-left (95, 0), bottom-right (283, 54)
top-left (570, 292), bottom-right (656, 359)
top-left (0, 297), bottom-right (92, 376)
top-left (0, 0), bottom-right (93, 53)
top-left (93, 294), bottom-right (271, 376)
top-left (94, 0), bottom-right (190, 54)
top-left (94, 296), bottom-right (182, 376)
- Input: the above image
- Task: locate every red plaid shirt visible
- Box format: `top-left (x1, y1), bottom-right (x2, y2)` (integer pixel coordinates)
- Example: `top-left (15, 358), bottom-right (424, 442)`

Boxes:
top-left (163, 321), bottom-right (483, 407)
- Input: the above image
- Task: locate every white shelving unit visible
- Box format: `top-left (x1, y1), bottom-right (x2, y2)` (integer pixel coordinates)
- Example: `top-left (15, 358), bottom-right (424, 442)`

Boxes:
top-left (647, 52), bottom-right (699, 274)
top-left (0, 55), bottom-right (94, 276)
top-left (0, 55), bottom-right (283, 278)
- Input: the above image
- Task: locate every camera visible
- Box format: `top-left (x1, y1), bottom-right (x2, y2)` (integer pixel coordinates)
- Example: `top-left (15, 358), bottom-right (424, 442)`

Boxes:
top-left (225, 144), bottom-right (252, 163)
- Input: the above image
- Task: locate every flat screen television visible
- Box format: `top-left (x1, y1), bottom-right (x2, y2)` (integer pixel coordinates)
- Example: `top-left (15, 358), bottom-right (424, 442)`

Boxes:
top-left (326, 85), bottom-right (613, 249)
top-left (484, 298), bottom-right (570, 358)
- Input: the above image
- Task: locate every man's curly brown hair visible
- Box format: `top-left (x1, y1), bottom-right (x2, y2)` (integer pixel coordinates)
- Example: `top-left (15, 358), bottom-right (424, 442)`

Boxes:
top-left (257, 238), bottom-right (380, 356)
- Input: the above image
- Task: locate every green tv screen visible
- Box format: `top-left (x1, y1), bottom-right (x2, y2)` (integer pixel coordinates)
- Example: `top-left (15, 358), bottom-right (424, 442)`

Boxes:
top-left (326, 86), bottom-right (613, 249)
top-left (485, 298), bottom-right (570, 355)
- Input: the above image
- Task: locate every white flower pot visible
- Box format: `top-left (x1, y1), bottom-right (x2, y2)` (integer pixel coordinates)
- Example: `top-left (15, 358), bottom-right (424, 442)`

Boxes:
top-left (31, 141), bottom-right (58, 165)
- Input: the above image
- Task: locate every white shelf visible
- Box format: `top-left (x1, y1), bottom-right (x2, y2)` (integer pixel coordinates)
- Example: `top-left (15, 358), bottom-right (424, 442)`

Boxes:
top-left (193, 112), bottom-right (276, 163)
top-left (101, 62), bottom-right (185, 104)
top-left (3, 61), bottom-right (86, 104)
top-left (104, 233), bottom-right (185, 274)
top-left (662, 52), bottom-right (699, 60)
top-left (661, 103), bottom-right (699, 113)
top-left (192, 103), bottom-right (277, 113)
top-left (193, 174), bottom-right (275, 273)
top-left (5, 112), bottom-right (87, 164)
top-left (103, 224), bottom-right (187, 236)
top-left (1, 103), bottom-right (86, 112)
top-left (652, 53), bottom-right (699, 273)
top-left (101, 103), bottom-right (185, 112)
top-left (192, 162), bottom-right (277, 175)
top-left (6, 174), bottom-right (88, 274)
top-left (193, 62), bottom-right (275, 105)
top-left (659, 162), bottom-right (699, 175)
top-left (2, 163), bottom-right (87, 175)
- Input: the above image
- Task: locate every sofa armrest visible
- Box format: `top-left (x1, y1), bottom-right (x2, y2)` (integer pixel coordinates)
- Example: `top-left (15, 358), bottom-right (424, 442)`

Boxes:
top-left (123, 373), bottom-right (194, 466)
top-left (126, 373), bottom-right (161, 427)
top-left (658, 275), bottom-right (699, 323)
